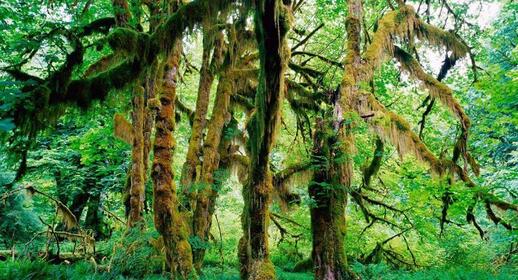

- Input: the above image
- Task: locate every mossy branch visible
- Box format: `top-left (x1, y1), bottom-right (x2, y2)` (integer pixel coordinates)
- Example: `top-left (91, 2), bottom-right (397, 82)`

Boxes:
top-left (4, 0), bottom-right (236, 140)
top-left (354, 92), bottom-right (444, 174)
top-left (361, 4), bottom-right (468, 81)
top-left (393, 46), bottom-right (470, 132)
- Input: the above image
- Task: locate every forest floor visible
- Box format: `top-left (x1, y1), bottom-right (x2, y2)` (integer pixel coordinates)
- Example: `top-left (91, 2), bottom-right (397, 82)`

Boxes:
top-left (1, 259), bottom-right (516, 280)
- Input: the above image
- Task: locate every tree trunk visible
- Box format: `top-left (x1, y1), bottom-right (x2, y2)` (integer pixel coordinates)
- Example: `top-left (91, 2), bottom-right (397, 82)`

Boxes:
top-left (239, 1), bottom-right (292, 279)
top-left (85, 190), bottom-right (108, 239)
top-left (309, 118), bottom-right (350, 280)
top-left (307, 1), bottom-right (362, 278)
top-left (143, 62), bottom-right (160, 213)
top-left (191, 64), bottom-right (231, 272)
top-left (179, 23), bottom-right (220, 210)
top-left (111, 0), bottom-right (131, 27)
top-left (151, 35), bottom-right (193, 278)
top-left (128, 85), bottom-right (146, 227)
top-left (69, 188), bottom-right (90, 223)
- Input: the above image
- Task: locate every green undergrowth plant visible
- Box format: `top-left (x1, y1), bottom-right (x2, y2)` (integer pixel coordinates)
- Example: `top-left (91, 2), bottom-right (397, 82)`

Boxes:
top-left (107, 226), bottom-right (165, 278)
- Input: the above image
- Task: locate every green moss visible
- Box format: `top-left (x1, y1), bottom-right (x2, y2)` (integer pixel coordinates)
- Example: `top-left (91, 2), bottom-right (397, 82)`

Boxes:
top-left (107, 28), bottom-right (141, 54)
top-left (249, 260), bottom-right (276, 280)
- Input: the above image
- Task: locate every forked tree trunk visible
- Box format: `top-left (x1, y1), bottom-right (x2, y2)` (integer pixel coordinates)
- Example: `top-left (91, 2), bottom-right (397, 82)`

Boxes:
top-left (239, 1), bottom-right (292, 279)
top-left (180, 23), bottom-right (222, 210)
top-left (151, 38), bottom-right (193, 278)
top-left (309, 118), bottom-right (350, 280)
top-left (191, 63), bottom-right (231, 271)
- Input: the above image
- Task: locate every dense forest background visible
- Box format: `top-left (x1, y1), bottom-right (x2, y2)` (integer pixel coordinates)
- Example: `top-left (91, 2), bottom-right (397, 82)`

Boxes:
top-left (0, 0), bottom-right (517, 279)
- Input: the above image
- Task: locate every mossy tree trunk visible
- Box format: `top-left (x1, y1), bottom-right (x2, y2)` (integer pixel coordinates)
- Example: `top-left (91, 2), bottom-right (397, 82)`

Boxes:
top-left (142, 64), bottom-right (160, 213)
top-left (239, 1), bottom-right (292, 279)
top-left (151, 23), bottom-right (193, 278)
top-left (306, 0), bottom-right (362, 278)
top-left (180, 20), bottom-right (223, 212)
top-left (112, 0), bottom-right (131, 27)
top-left (69, 189), bottom-right (90, 222)
top-left (191, 58), bottom-right (231, 271)
top-left (128, 85), bottom-right (146, 227)
top-left (110, 0), bottom-right (149, 228)
top-left (309, 118), bottom-right (351, 280)
top-left (85, 189), bottom-right (108, 239)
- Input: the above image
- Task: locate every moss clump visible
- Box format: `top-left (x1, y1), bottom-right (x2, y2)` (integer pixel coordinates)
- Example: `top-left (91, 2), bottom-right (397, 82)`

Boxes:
top-left (249, 260), bottom-right (276, 280)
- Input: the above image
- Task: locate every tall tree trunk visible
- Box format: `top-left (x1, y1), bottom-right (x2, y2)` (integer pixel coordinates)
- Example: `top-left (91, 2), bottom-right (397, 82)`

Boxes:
top-left (180, 21), bottom-right (223, 211)
top-left (191, 62), bottom-right (231, 271)
top-left (239, 1), bottom-right (292, 279)
top-left (308, 0), bottom-right (362, 278)
top-left (128, 85), bottom-right (146, 227)
top-left (143, 62), bottom-right (160, 213)
top-left (151, 37), bottom-right (193, 278)
top-left (309, 118), bottom-right (350, 280)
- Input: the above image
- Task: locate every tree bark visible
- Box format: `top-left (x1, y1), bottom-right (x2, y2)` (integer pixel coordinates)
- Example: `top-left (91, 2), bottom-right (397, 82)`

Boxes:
top-left (85, 190), bottom-right (108, 239)
top-left (111, 0), bottom-right (131, 27)
top-left (309, 118), bottom-right (350, 280)
top-left (191, 63), bottom-right (232, 271)
top-left (239, 1), bottom-right (292, 279)
top-left (151, 28), bottom-right (193, 278)
top-left (142, 63), bottom-right (160, 213)
top-left (180, 21), bottom-right (224, 211)
top-left (128, 85), bottom-right (146, 227)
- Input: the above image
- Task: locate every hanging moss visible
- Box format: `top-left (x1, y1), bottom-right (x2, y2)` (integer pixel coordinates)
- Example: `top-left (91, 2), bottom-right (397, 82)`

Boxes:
top-left (394, 47), bottom-right (470, 132)
top-left (361, 4), bottom-right (468, 83)
top-left (415, 22), bottom-right (468, 59)
top-left (352, 91), bottom-right (444, 174)
top-left (114, 113), bottom-right (133, 144)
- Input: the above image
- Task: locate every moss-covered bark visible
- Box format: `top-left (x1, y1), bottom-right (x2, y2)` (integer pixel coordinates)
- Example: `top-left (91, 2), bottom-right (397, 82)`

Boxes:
top-left (239, 1), bottom-right (292, 279)
top-left (112, 0), bottom-right (131, 27)
top-left (180, 24), bottom-right (224, 212)
top-left (128, 86), bottom-right (146, 228)
top-left (151, 3), bottom-right (193, 275)
top-left (142, 64), bottom-right (160, 213)
top-left (309, 118), bottom-right (351, 280)
top-left (191, 62), bottom-right (232, 271)
top-left (305, 1), bottom-right (361, 278)
top-left (84, 190), bottom-right (109, 240)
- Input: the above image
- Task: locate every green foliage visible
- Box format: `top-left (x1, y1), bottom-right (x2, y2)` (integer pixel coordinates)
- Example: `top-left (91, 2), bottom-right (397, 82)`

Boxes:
top-left (351, 262), bottom-right (518, 280)
top-left (0, 188), bottom-right (41, 246)
top-left (109, 227), bottom-right (164, 278)
top-left (0, 260), bottom-right (99, 280)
